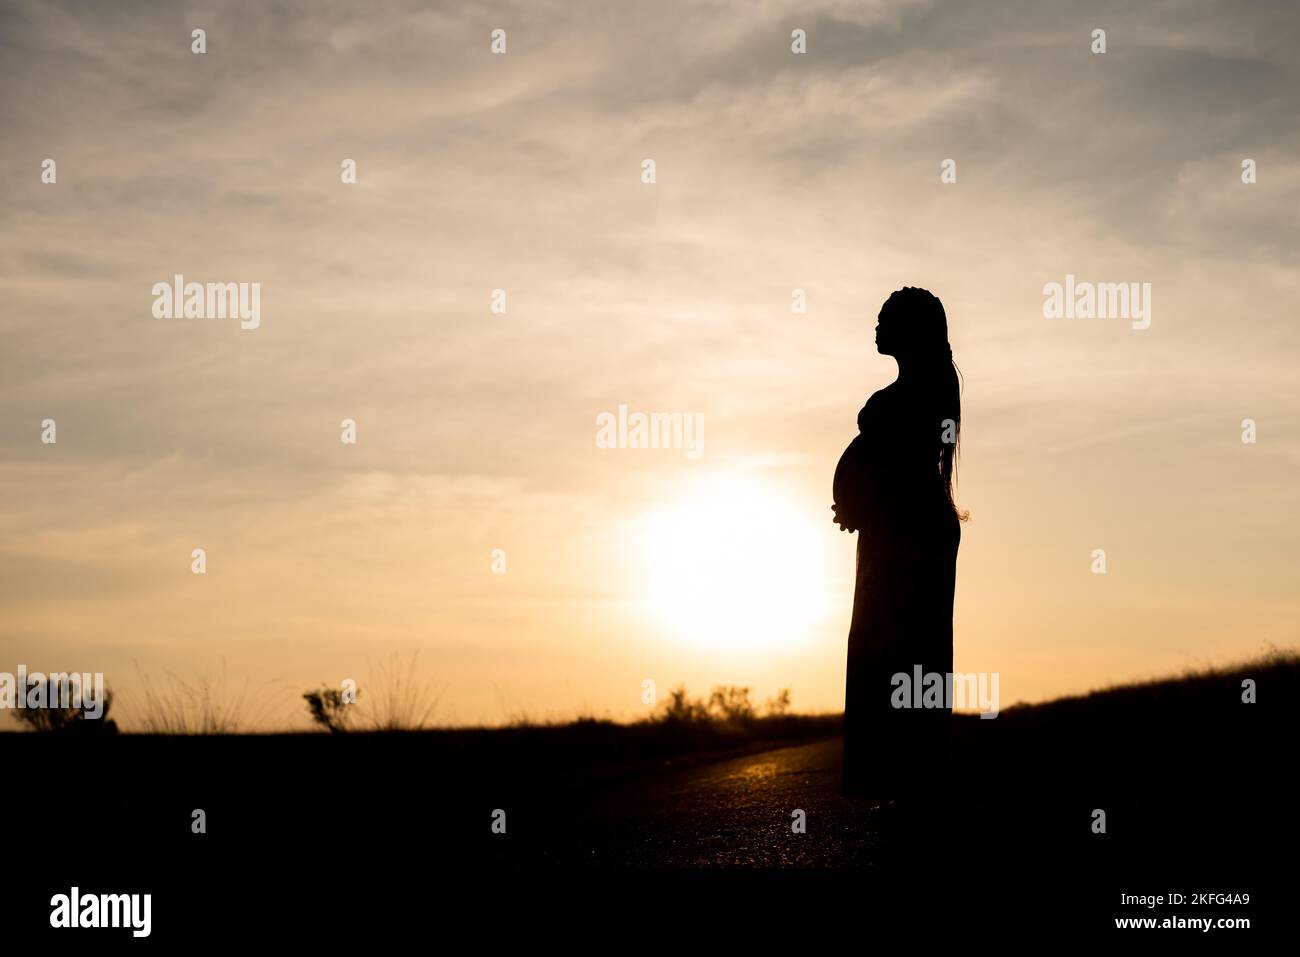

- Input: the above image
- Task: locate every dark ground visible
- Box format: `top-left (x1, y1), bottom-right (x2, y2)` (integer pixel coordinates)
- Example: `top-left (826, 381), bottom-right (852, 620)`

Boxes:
top-left (2, 657), bottom-right (1294, 942)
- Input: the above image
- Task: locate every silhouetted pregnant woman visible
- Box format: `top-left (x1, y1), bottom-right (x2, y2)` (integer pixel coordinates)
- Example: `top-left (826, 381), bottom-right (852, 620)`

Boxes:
top-left (833, 287), bottom-right (964, 801)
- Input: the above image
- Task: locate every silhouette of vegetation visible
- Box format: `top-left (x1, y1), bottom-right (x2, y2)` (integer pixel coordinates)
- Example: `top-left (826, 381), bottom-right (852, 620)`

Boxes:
top-left (124, 662), bottom-right (284, 734)
top-left (11, 675), bottom-right (117, 734)
top-left (661, 685), bottom-right (710, 724)
top-left (361, 653), bottom-right (441, 731)
top-left (647, 684), bottom-right (832, 754)
top-left (764, 688), bottom-right (792, 717)
top-left (983, 644), bottom-right (1298, 718)
top-left (708, 686), bottom-right (756, 727)
top-left (661, 684), bottom-right (758, 727)
top-left (660, 685), bottom-right (789, 726)
top-left (302, 686), bottom-right (359, 733)
top-left (300, 654), bottom-right (441, 732)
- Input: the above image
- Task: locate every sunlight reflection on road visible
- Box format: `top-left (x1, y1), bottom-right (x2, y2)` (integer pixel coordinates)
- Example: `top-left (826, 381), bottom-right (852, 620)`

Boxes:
top-left (736, 761), bottom-right (779, 784)
top-left (573, 739), bottom-right (883, 866)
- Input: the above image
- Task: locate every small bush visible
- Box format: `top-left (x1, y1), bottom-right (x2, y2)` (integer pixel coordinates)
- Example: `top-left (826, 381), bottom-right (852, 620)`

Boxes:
top-left (303, 686), bottom-right (359, 733)
top-left (303, 654), bottom-right (441, 732)
top-left (764, 688), bottom-right (792, 717)
top-left (708, 686), bottom-right (754, 728)
top-left (659, 685), bottom-right (787, 730)
top-left (660, 685), bottom-right (710, 724)
top-left (12, 675), bottom-right (117, 734)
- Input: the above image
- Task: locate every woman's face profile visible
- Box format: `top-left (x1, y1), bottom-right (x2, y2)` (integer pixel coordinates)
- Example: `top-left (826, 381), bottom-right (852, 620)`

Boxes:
top-left (875, 302), bottom-right (898, 356)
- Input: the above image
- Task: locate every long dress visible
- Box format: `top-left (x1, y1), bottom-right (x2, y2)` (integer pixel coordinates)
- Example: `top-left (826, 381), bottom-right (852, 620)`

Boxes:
top-left (834, 380), bottom-right (960, 800)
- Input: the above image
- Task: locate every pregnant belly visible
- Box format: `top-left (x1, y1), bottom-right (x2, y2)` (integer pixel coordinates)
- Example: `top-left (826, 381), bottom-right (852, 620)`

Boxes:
top-left (833, 435), bottom-right (867, 506)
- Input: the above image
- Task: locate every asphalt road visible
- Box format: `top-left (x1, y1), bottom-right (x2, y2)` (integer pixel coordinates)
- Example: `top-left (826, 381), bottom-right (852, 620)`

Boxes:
top-left (528, 736), bottom-right (885, 867)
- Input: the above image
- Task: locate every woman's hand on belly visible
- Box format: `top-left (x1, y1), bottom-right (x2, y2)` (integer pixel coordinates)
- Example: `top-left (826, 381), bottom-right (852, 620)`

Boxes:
top-left (832, 502), bottom-right (859, 532)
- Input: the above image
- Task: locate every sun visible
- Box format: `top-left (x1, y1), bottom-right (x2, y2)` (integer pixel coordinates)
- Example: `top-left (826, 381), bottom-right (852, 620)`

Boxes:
top-left (634, 475), bottom-right (833, 652)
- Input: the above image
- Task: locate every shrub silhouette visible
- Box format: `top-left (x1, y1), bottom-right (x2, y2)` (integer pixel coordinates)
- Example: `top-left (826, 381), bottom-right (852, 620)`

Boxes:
top-left (302, 655), bottom-right (441, 732)
top-left (660, 685), bottom-right (772, 730)
top-left (708, 686), bottom-right (755, 728)
top-left (303, 686), bottom-right (359, 733)
top-left (12, 675), bottom-right (117, 734)
top-left (660, 685), bottom-right (710, 724)
top-left (764, 688), bottom-right (792, 717)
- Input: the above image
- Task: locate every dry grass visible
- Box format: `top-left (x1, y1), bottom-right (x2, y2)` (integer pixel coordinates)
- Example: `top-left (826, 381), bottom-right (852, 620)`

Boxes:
top-left (122, 661), bottom-right (287, 734)
top-left (356, 652), bottom-right (442, 731)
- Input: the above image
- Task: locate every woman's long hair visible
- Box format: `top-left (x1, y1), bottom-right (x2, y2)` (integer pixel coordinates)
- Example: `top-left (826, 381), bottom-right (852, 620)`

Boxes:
top-left (885, 287), bottom-right (966, 521)
top-left (938, 351), bottom-right (966, 521)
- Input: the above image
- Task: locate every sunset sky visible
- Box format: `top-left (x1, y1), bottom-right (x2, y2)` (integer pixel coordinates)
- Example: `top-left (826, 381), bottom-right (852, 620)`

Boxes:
top-left (2, 0), bottom-right (1298, 728)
